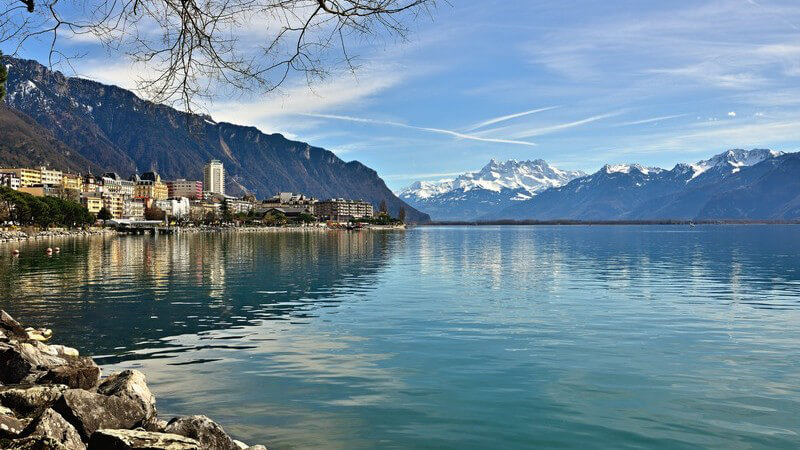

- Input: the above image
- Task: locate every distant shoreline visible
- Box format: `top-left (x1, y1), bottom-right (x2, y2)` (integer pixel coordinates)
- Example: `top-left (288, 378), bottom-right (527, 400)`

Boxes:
top-left (422, 220), bottom-right (800, 226)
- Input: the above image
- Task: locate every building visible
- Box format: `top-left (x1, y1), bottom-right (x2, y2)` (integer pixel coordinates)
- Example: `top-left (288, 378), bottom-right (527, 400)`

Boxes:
top-left (83, 173), bottom-right (101, 194)
top-left (131, 172), bottom-right (168, 201)
top-left (123, 198), bottom-right (146, 220)
top-left (314, 199), bottom-right (374, 222)
top-left (102, 173), bottom-right (135, 196)
top-left (0, 168), bottom-right (41, 187)
top-left (226, 198), bottom-right (254, 215)
top-left (155, 198), bottom-right (190, 219)
top-left (61, 173), bottom-right (83, 191)
top-left (18, 184), bottom-right (60, 197)
top-left (203, 160), bottom-right (225, 195)
top-left (39, 167), bottom-right (63, 186)
top-left (102, 193), bottom-right (125, 219)
top-left (81, 195), bottom-right (103, 214)
top-left (0, 173), bottom-right (21, 190)
top-left (167, 179), bottom-right (203, 200)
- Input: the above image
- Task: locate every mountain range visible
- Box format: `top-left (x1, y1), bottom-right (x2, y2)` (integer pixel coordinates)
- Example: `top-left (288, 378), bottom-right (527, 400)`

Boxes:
top-left (488, 149), bottom-right (800, 221)
top-left (0, 57), bottom-right (429, 223)
top-left (398, 159), bottom-right (585, 221)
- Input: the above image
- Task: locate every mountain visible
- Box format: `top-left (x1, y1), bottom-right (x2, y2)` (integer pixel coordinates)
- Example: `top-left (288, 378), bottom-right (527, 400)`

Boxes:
top-left (398, 159), bottom-right (585, 221)
top-left (0, 105), bottom-right (101, 173)
top-left (1, 57), bottom-right (429, 222)
top-left (489, 149), bottom-right (800, 221)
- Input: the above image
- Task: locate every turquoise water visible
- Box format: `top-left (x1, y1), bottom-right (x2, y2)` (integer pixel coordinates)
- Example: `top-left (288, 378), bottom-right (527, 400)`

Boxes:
top-left (1, 226), bottom-right (800, 448)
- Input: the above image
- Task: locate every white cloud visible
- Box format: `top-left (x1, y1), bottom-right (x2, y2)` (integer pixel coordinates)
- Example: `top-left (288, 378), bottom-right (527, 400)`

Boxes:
top-left (615, 114), bottom-right (688, 127)
top-left (728, 111), bottom-right (736, 117)
top-left (506, 111), bottom-right (624, 139)
top-left (465, 106), bottom-right (560, 131)
top-left (300, 113), bottom-right (538, 147)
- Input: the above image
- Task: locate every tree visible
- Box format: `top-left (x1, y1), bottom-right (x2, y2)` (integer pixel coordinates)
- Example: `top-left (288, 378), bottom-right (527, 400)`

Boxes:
top-left (97, 207), bottom-right (112, 224)
top-left (144, 207), bottom-right (166, 221)
top-left (0, 1), bottom-right (436, 111)
top-left (398, 206), bottom-right (406, 223)
top-left (379, 199), bottom-right (388, 214)
top-left (0, 51), bottom-right (7, 101)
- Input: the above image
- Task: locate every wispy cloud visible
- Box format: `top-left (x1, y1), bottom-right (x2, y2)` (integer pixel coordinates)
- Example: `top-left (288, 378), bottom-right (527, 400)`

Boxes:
top-left (299, 113), bottom-right (538, 146)
top-left (504, 111), bottom-right (624, 139)
top-left (465, 106), bottom-right (560, 131)
top-left (615, 113), bottom-right (688, 127)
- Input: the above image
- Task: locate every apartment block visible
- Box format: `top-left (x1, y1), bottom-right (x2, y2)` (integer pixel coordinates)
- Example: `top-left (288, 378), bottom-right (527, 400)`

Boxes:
top-left (0, 168), bottom-right (41, 187)
top-left (314, 199), bottom-right (374, 222)
top-left (167, 179), bottom-right (203, 200)
top-left (0, 173), bottom-right (21, 190)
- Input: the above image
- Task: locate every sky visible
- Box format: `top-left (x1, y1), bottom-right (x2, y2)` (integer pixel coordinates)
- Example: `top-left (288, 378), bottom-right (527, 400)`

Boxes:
top-left (6, 0), bottom-right (800, 190)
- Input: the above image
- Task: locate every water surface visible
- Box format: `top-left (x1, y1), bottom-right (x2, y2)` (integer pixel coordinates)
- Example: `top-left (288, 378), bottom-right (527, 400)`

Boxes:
top-left (1, 226), bottom-right (799, 449)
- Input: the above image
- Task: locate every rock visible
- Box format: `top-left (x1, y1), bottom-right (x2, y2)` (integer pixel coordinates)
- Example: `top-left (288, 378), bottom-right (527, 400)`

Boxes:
top-left (0, 311), bottom-right (28, 339)
top-left (97, 370), bottom-right (156, 426)
top-left (87, 429), bottom-right (200, 450)
top-left (0, 342), bottom-right (68, 385)
top-left (233, 440), bottom-right (249, 449)
top-left (39, 357), bottom-right (100, 390)
top-left (143, 419), bottom-right (168, 433)
top-left (164, 415), bottom-right (240, 450)
top-left (21, 408), bottom-right (85, 450)
top-left (244, 446), bottom-right (267, 450)
top-left (52, 389), bottom-right (147, 440)
top-left (0, 385), bottom-right (68, 417)
top-left (0, 412), bottom-right (28, 438)
top-left (47, 346), bottom-right (78, 358)
top-left (2, 436), bottom-right (73, 449)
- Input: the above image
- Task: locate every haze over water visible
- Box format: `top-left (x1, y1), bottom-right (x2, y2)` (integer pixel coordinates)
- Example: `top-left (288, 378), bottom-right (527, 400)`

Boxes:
top-left (1, 226), bottom-right (799, 449)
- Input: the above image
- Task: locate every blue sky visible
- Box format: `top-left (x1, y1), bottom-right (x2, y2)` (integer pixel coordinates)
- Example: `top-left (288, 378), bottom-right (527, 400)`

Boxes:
top-left (7, 0), bottom-right (800, 190)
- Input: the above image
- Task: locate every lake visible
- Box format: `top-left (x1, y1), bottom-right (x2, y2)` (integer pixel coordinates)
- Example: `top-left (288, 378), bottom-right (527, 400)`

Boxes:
top-left (1, 225), bottom-right (799, 449)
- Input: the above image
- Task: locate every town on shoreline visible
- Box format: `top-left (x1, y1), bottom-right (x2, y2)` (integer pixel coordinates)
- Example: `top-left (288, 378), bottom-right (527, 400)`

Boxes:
top-left (0, 159), bottom-right (407, 232)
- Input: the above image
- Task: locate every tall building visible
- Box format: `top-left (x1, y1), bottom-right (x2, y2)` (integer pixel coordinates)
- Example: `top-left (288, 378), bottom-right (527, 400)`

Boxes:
top-left (204, 160), bottom-right (225, 195)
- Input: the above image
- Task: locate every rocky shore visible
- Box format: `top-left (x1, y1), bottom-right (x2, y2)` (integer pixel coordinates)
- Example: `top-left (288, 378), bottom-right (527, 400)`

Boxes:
top-left (0, 311), bottom-right (265, 450)
top-left (0, 229), bottom-right (117, 243)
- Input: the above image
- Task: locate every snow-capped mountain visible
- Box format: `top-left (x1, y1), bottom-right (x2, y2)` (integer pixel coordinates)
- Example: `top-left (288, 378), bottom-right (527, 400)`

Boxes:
top-left (489, 148), bottom-right (799, 221)
top-left (398, 159), bottom-right (585, 221)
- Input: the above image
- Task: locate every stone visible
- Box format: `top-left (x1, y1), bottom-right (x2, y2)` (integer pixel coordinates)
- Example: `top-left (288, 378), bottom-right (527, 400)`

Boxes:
top-left (22, 408), bottom-right (85, 450)
top-left (87, 429), bottom-right (200, 450)
top-left (233, 440), bottom-right (249, 449)
top-left (244, 446), bottom-right (267, 450)
top-left (52, 389), bottom-right (147, 441)
top-left (164, 415), bottom-right (240, 450)
top-left (0, 385), bottom-right (68, 417)
top-left (2, 436), bottom-right (72, 449)
top-left (0, 311), bottom-right (28, 339)
top-left (0, 412), bottom-right (28, 438)
top-left (47, 346), bottom-right (79, 358)
top-left (97, 370), bottom-right (156, 426)
top-left (143, 419), bottom-right (168, 433)
top-left (39, 357), bottom-right (100, 390)
top-left (0, 342), bottom-right (67, 385)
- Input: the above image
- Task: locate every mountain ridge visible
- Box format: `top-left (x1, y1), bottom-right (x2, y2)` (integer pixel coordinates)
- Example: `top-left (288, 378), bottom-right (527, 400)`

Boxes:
top-left (398, 159), bottom-right (585, 221)
top-left (488, 148), bottom-right (799, 221)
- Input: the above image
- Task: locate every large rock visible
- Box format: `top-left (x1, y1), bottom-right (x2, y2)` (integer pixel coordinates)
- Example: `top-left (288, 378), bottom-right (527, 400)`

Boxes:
top-left (52, 389), bottom-right (146, 440)
top-left (0, 343), bottom-right (66, 384)
top-left (97, 370), bottom-right (157, 427)
top-left (164, 415), bottom-right (240, 450)
top-left (0, 311), bottom-right (29, 339)
top-left (2, 436), bottom-right (73, 449)
top-left (0, 412), bottom-right (28, 438)
top-left (87, 429), bottom-right (200, 450)
top-left (39, 357), bottom-right (100, 390)
top-left (22, 408), bottom-right (85, 450)
top-left (0, 385), bottom-right (68, 417)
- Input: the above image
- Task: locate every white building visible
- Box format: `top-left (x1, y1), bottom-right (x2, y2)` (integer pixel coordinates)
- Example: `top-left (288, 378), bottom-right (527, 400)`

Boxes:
top-left (39, 167), bottom-right (63, 186)
top-left (155, 197), bottom-right (190, 218)
top-left (204, 160), bottom-right (225, 196)
top-left (0, 173), bottom-right (21, 190)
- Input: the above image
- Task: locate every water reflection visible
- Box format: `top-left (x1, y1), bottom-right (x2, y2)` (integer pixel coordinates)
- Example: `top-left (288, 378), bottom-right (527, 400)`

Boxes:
top-left (0, 231), bottom-right (396, 358)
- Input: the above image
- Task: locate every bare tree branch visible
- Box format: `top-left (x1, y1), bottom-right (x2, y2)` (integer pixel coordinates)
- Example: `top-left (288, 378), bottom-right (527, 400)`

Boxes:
top-left (0, 0), bottom-right (437, 112)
